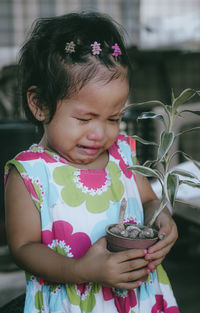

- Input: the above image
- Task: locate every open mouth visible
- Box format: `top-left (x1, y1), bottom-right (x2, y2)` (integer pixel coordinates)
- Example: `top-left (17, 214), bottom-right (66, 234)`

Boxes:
top-left (77, 144), bottom-right (101, 155)
top-left (77, 144), bottom-right (101, 149)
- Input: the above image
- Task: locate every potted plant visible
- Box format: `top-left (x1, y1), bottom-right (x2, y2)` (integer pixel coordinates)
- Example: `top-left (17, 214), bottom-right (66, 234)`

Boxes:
top-left (106, 88), bottom-right (200, 252)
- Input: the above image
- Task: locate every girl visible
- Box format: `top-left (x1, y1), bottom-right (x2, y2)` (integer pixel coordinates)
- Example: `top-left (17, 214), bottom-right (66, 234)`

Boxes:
top-left (5, 12), bottom-right (179, 313)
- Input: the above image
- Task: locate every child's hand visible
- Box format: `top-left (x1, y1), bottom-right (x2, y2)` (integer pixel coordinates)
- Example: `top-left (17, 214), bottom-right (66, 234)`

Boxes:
top-left (145, 209), bottom-right (178, 272)
top-left (76, 237), bottom-right (150, 290)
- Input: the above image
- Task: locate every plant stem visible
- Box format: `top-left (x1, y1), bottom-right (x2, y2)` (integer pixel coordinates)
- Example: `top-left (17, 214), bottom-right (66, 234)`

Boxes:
top-left (147, 198), bottom-right (166, 227)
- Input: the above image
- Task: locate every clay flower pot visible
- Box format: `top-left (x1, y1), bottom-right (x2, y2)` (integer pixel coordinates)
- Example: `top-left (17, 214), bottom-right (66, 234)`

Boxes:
top-left (106, 223), bottom-right (158, 282)
top-left (106, 223), bottom-right (158, 252)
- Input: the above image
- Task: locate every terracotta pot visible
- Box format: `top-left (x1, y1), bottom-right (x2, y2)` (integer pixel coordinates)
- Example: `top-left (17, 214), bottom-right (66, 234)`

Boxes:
top-left (106, 224), bottom-right (158, 251)
top-left (106, 223), bottom-right (159, 282)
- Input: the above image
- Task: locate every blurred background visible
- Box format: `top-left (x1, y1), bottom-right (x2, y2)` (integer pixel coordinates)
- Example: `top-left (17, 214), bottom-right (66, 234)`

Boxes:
top-left (0, 0), bottom-right (200, 312)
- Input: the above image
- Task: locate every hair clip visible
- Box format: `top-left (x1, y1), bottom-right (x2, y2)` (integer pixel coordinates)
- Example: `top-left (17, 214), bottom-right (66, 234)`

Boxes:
top-left (91, 41), bottom-right (102, 55)
top-left (65, 41), bottom-right (76, 54)
top-left (112, 43), bottom-right (122, 57)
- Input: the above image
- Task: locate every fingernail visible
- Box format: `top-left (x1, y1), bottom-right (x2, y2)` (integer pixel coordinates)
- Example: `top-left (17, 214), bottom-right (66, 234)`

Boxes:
top-left (144, 249), bottom-right (148, 254)
top-left (138, 281), bottom-right (142, 286)
top-left (160, 233), bottom-right (166, 240)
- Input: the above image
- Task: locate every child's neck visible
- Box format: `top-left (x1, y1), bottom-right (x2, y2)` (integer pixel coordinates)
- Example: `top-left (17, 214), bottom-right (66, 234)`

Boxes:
top-left (39, 139), bottom-right (109, 170)
top-left (69, 150), bottom-right (109, 170)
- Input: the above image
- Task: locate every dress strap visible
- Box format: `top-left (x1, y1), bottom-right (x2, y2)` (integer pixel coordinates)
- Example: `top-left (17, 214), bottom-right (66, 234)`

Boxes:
top-left (129, 137), bottom-right (136, 154)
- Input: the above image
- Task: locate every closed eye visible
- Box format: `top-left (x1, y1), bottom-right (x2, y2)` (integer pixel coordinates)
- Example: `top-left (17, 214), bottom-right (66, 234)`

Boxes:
top-left (108, 118), bottom-right (120, 123)
top-left (76, 118), bottom-right (91, 122)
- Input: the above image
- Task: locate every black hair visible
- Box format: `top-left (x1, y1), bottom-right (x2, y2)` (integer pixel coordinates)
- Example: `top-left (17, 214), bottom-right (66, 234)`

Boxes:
top-left (19, 11), bottom-right (132, 127)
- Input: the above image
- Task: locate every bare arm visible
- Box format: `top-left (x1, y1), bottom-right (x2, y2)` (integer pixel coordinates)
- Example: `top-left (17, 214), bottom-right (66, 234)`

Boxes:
top-left (5, 167), bottom-right (149, 289)
top-left (5, 167), bottom-right (80, 284)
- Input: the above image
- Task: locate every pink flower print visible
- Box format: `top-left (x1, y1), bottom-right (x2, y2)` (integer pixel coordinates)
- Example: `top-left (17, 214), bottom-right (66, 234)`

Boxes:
top-left (75, 169), bottom-right (110, 195)
top-left (123, 217), bottom-right (137, 225)
top-left (15, 150), bottom-right (55, 163)
top-left (109, 134), bottom-right (134, 179)
top-left (15, 145), bottom-right (68, 164)
top-left (152, 295), bottom-right (180, 313)
top-left (22, 173), bottom-right (41, 203)
top-left (102, 286), bottom-right (137, 313)
top-left (112, 43), bottom-right (122, 57)
top-left (42, 221), bottom-right (91, 259)
top-left (91, 41), bottom-right (102, 55)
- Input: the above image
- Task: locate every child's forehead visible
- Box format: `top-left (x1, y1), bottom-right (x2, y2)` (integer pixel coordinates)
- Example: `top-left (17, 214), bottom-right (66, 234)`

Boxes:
top-left (67, 61), bottom-right (129, 90)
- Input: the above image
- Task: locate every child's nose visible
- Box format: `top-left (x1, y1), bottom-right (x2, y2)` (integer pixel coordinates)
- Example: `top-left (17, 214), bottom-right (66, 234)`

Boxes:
top-left (87, 122), bottom-right (105, 141)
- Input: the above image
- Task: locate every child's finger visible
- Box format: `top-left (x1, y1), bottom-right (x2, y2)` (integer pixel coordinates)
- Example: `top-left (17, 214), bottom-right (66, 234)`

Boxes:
top-left (118, 268), bottom-right (150, 289)
top-left (147, 231), bottom-right (173, 254)
top-left (145, 244), bottom-right (170, 261)
top-left (116, 248), bottom-right (147, 262)
top-left (120, 257), bottom-right (149, 273)
top-left (147, 258), bottom-right (164, 272)
top-left (116, 280), bottom-right (143, 290)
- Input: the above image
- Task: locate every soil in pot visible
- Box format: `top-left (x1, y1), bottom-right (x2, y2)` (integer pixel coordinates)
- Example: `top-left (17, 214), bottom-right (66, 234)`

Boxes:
top-left (106, 223), bottom-right (158, 252)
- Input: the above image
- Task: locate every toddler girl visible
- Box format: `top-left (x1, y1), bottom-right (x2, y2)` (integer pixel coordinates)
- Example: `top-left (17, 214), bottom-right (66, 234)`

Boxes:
top-left (5, 11), bottom-right (179, 313)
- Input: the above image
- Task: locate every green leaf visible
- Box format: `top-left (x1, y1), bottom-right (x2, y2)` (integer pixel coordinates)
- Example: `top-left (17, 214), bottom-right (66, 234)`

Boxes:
top-left (179, 180), bottom-right (200, 188)
top-left (176, 126), bottom-right (200, 137)
top-left (171, 169), bottom-right (199, 180)
top-left (137, 112), bottom-right (167, 128)
top-left (172, 88), bottom-right (196, 111)
top-left (126, 165), bottom-right (162, 180)
top-left (143, 160), bottom-right (158, 167)
top-left (171, 89), bottom-right (175, 103)
top-left (157, 131), bottom-right (174, 161)
top-left (164, 173), bottom-right (179, 208)
top-left (193, 161), bottom-right (200, 171)
top-left (180, 109), bottom-right (200, 116)
top-left (180, 152), bottom-right (200, 171)
top-left (130, 135), bottom-right (158, 146)
top-left (122, 100), bottom-right (168, 115)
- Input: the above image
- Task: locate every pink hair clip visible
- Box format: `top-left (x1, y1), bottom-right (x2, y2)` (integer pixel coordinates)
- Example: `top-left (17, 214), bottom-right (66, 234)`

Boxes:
top-left (91, 41), bottom-right (102, 55)
top-left (112, 43), bottom-right (122, 57)
top-left (65, 41), bottom-right (76, 54)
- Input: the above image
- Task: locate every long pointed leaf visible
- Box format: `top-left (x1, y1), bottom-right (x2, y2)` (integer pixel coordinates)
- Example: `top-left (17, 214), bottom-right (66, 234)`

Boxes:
top-left (122, 100), bottom-right (169, 116)
top-left (179, 180), bottom-right (200, 188)
top-left (157, 131), bottom-right (174, 160)
top-left (130, 135), bottom-right (158, 146)
top-left (172, 88), bottom-right (196, 111)
top-left (180, 110), bottom-right (200, 116)
top-left (171, 169), bottom-right (199, 180)
top-left (176, 126), bottom-right (200, 137)
top-left (137, 112), bottom-right (167, 128)
top-left (180, 152), bottom-right (200, 171)
top-left (143, 160), bottom-right (158, 167)
top-left (171, 89), bottom-right (175, 103)
top-left (164, 173), bottom-right (179, 208)
top-left (126, 165), bottom-right (163, 180)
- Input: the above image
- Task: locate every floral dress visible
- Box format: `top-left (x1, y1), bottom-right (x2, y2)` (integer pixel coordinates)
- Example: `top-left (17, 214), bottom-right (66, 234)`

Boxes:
top-left (5, 134), bottom-right (179, 313)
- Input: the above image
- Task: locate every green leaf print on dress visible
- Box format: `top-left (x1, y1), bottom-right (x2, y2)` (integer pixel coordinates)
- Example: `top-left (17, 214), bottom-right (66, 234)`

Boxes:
top-left (35, 290), bottom-right (43, 312)
top-left (66, 283), bottom-right (100, 313)
top-left (157, 265), bottom-right (171, 286)
top-left (53, 162), bottom-right (124, 213)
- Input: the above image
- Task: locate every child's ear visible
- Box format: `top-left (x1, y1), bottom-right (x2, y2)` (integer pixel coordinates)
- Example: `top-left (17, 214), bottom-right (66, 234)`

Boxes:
top-left (27, 87), bottom-right (46, 122)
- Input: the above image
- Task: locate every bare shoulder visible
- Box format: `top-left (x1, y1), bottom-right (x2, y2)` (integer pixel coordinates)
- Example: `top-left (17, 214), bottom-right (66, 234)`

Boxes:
top-left (5, 167), bottom-right (41, 252)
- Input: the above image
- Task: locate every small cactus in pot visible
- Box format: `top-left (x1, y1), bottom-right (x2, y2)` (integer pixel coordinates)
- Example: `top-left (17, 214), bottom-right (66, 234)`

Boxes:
top-left (106, 88), bottom-right (200, 252)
